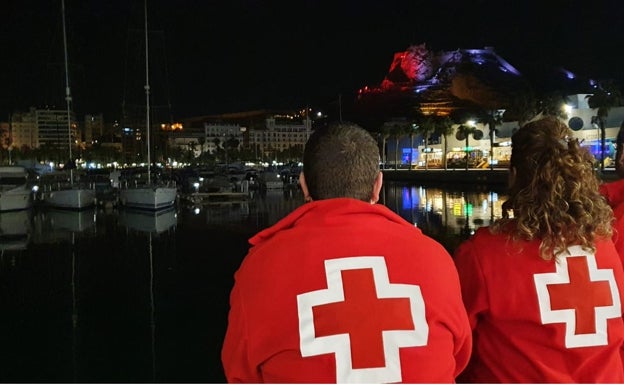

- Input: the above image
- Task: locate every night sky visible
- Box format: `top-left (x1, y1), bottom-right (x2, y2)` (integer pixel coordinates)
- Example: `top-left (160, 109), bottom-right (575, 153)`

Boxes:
top-left (3, 0), bottom-right (624, 122)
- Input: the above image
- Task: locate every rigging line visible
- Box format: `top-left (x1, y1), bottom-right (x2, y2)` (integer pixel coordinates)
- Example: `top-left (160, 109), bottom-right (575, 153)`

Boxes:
top-left (61, 0), bottom-right (74, 183)
top-left (144, 0), bottom-right (151, 184)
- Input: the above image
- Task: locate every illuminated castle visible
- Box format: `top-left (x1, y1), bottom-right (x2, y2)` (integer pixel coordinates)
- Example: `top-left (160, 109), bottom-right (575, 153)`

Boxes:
top-left (356, 44), bottom-right (528, 118)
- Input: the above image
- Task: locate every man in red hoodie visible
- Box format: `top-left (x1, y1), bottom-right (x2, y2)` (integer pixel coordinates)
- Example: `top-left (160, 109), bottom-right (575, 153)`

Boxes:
top-left (221, 122), bottom-right (472, 383)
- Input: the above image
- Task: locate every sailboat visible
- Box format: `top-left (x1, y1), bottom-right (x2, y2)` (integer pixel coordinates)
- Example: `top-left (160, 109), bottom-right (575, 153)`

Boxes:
top-left (42, 0), bottom-right (96, 210)
top-left (118, 0), bottom-right (177, 211)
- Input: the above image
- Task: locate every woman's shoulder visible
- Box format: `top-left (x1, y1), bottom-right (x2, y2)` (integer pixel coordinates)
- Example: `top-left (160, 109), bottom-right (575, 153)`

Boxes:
top-left (455, 225), bottom-right (517, 259)
top-left (468, 226), bottom-right (499, 243)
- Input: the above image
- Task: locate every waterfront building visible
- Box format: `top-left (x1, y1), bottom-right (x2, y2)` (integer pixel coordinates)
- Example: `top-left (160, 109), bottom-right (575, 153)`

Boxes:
top-left (174, 109), bottom-right (313, 163)
top-left (83, 113), bottom-right (105, 144)
top-left (9, 107), bottom-right (78, 153)
top-left (385, 100), bottom-right (624, 170)
top-left (248, 112), bottom-right (312, 162)
top-left (8, 110), bottom-right (38, 150)
top-left (168, 122), bottom-right (244, 158)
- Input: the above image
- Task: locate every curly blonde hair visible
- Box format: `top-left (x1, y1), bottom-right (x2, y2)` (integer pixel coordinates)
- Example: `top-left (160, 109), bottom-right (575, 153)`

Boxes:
top-left (491, 116), bottom-right (614, 260)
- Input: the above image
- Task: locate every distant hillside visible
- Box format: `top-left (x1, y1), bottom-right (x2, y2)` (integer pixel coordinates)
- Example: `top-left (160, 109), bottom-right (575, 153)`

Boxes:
top-left (348, 44), bottom-right (597, 128)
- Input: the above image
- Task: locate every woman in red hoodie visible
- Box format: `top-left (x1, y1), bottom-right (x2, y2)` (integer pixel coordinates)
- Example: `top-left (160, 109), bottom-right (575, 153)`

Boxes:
top-left (454, 116), bottom-right (624, 383)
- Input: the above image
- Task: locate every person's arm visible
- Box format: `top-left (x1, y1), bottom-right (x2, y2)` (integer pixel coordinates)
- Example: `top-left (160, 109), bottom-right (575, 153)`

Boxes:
top-left (454, 239), bottom-right (488, 329)
top-left (453, 238), bottom-right (489, 383)
top-left (611, 204), bottom-right (624, 264)
top-left (599, 178), bottom-right (624, 207)
top-left (221, 279), bottom-right (262, 383)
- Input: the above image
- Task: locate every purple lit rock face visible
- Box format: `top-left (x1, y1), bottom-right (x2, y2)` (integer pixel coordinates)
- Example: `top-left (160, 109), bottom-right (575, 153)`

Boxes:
top-left (374, 44), bottom-right (523, 95)
top-left (355, 44), bottom-right (531, 117)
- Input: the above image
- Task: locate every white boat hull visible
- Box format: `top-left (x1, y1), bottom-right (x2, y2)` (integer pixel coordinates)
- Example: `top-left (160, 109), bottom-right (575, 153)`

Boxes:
top-left (119, 186), bottom-right (177, 211)
top-left (0, 166), bottom-right (34, 211)
top-left (44, 188), bottom-right (97, 210)
top-left (0, 187), bottom-right (33, 211)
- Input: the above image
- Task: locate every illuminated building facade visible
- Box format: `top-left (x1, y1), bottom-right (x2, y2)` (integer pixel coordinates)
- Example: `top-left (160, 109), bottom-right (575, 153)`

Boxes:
top-left (9, 107), bottom-right (78, 153)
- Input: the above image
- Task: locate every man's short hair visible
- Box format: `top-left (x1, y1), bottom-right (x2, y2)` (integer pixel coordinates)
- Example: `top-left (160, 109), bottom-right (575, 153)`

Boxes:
top-left (303, 122), bottom-right (380, 201)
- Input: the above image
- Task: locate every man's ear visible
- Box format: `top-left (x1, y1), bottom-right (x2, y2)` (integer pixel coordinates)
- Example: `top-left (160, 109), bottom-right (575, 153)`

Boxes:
top-left (370, 171), bottom-right (383, 204)
top-left (299, 172), bottom-right (312, 202)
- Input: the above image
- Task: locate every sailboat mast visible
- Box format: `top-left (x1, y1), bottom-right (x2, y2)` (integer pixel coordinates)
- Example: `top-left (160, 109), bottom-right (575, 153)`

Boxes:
top-left (61, 0), bottom-right (73, 184)
top-left (144, 0), bottom-right (151, 185)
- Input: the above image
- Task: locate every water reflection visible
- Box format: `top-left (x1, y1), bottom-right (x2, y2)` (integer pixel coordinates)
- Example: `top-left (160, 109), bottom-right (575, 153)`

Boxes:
top-left (0, 209), bottom-right (33, 252)
top-left (382, 182), bottom-right (508, 253)
top-left (32, 207), bottom-right (97, 242)
top-left (178, 182), bottom-right (509, 255)
top-left (118, 207), bottom-right (178, 234)
top-left (182, 188), bottom-right (305, 232)
top-left (31, 207), bottom-right (96, 382)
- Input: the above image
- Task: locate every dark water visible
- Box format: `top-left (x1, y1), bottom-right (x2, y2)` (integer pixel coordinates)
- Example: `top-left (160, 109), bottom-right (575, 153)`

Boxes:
top-left (0, 181), bottom-right (508, 382)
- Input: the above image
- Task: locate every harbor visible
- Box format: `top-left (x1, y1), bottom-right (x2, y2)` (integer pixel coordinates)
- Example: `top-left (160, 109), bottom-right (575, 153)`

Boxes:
top-left (1, 166), bottom-right (622, 381)
top-left (22, 164), bottom-right (622, 213)
top-left (1, 180), bottom-right (509, 382)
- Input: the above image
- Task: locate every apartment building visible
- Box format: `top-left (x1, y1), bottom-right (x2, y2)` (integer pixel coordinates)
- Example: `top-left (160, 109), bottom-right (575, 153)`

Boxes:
top-left (174, 109), bottom-right (313, 162)
top-left (8, 107), bottom-right (78, 151)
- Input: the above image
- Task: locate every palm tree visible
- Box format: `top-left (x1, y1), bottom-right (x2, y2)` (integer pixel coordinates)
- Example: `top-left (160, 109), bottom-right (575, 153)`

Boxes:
top-left (479, 109), bottom-right (504, 170)
top-left (434, 116), bottom-right (455, 170)
top-left (586, 79), bottom-right (623, 171)
top-left (456, 123), bottom-right (477, 170)
top-left (540, 91), bottom-right (569, 120)
top-left (390, 122), bottom-right (409, 170)
top-left (416, 115), bottom-right (437, 170)
top-left (507, 88), bottom-right (540, 127)
top-left (378, 122), bottom-right (393, 168)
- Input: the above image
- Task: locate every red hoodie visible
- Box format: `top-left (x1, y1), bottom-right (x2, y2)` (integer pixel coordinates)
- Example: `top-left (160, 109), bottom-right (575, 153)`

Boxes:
top-left (222, 198), bottom-right (472, 383)
top-left (600, 178), bottom-right (624, 261)
top-left (455, 226), bottom-right (624, 383)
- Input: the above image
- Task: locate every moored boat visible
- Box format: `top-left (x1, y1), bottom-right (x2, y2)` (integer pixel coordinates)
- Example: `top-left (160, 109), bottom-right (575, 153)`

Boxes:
top-left (117, 1), bottom-right (177, 212)
top-left (119, 182), bottom-right (177, 211)
top-left (0, 165), bottom-right (34, 211)
top-left (38, 171), bottom-right (97, 210)
top-left (41, 0), bottom-right (97, 211)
